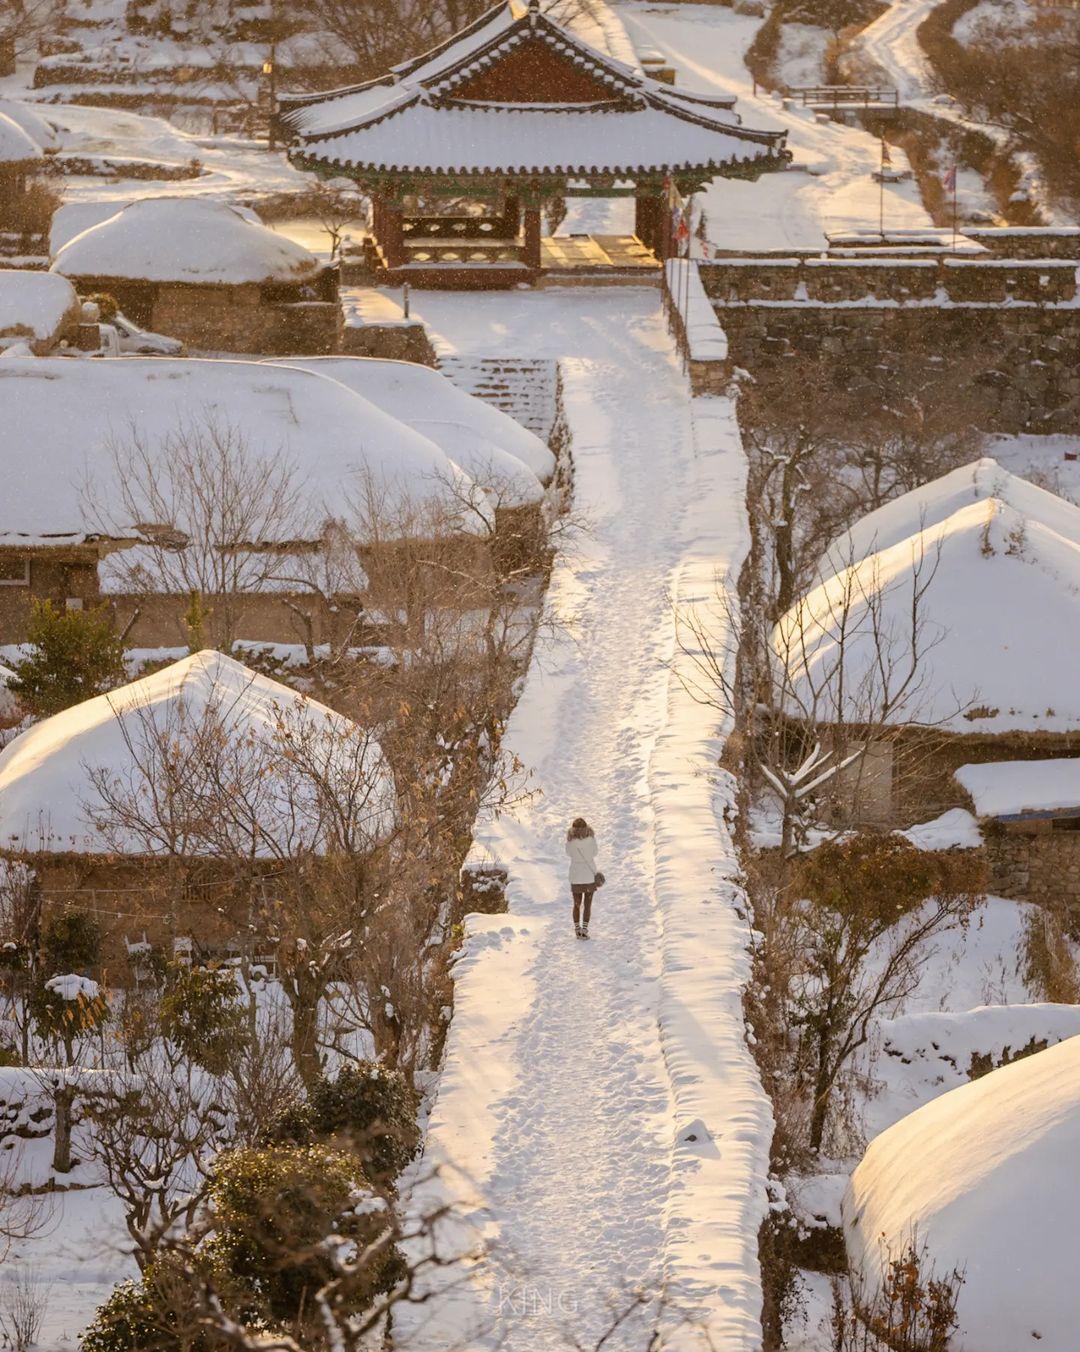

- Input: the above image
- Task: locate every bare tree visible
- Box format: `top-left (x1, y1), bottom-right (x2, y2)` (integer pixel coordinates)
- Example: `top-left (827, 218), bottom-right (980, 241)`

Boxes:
top-left (86, 414), bottom-right (356, 653)
top-left (676, 533), bottom-right (951, 858)
top-left (790, 835), bottom-right (985, 1152)
top-left (0, 1265), bottom-right (51, 1352)
top-left (79, 1048), bottom-right (229, 1270)
top-left (0, 861), bottom-right (42, 1064)
top-left (83, 671), bottom-right (396, 1088)
top-left (0, 0), bottom-right (63, 64)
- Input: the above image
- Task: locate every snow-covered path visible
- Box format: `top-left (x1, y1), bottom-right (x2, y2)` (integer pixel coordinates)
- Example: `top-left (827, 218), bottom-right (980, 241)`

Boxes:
top-left (396, 288), bottom-right (771, 1351)
top-left (856, 0), bottom-right (940, 101)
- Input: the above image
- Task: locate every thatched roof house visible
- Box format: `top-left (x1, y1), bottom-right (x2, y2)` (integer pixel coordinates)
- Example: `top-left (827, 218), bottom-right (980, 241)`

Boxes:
top-left (0, 650), bottom-right (396, 963)
top-left (50, 197), bottom-right (341, 354)
top-left (0, 356), bottom-right (493, 646)
top-left (0, 110), bottom-right (44, 227)
top-left (775, 465), bottom-right (1080, 823)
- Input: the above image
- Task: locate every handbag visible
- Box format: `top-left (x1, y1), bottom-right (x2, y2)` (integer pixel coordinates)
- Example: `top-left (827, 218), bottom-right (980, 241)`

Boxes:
top-left (594, 871), bottom-right (606, 888)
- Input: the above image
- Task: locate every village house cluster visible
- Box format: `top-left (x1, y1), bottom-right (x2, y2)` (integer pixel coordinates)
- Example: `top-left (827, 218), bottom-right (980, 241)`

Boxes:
top-left (0, 0), bottom-right (1079, 1346)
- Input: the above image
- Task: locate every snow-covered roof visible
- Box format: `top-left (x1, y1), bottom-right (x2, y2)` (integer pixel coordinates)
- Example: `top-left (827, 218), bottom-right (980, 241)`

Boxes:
top-left (0, 111), bottom-right (42, 165)
top-left (280, 0), bottom-right (785, 180)
top-left (0, 271), bottom-right (80, 349)
top-left (267, 356), bottom-right (555, 501)
top-left (823, 458), bottom-right (1080, 570)
top-left (843, 1032), bottom-right (1080, 1352)
top-left (48, 198), bottom-right (264, 259)
top-left (0, 356), bottom-right (492, 545)
top-left (0, 101), bottom-right (58, 154)
top-left (955, 757), bottom-right (1080, 820)
top-left (775, 496), bottom-right (1080, 733)
top-left (0, 650), bottom-right (394, 856)
top-left (51, 197), bottom-right (320, 287)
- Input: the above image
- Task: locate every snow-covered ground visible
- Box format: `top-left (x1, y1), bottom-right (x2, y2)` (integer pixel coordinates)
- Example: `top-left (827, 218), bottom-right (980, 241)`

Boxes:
top-left (390, 286), bottom-right (770, 1350)
top-left (0, 98), bottom-right (309, 210)
top-left (616, 4), bottom-right (933, 251)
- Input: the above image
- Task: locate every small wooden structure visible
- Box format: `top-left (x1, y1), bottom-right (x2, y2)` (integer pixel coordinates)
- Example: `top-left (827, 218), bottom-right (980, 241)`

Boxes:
top-left (278, 0), bottom-right (789, 287)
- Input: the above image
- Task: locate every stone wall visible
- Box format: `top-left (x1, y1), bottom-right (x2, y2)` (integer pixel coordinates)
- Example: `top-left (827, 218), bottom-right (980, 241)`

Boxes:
top-left (983, 825), bottom-right (1080, 910)
top-left (701, 255), bottom-right (1079, 305)
top-left (962, 228), bottom-right (1080, 260)
top-left (150, 283), bottom-right (341, 355)
top-left (698, 253), bottom-right (1080, 432)
top-left (717, 303), bottom-right (1080, 434)
top-left (342, 318), bottom-right (438, 365)
top-left (0, 552), bottom-right (100, 645)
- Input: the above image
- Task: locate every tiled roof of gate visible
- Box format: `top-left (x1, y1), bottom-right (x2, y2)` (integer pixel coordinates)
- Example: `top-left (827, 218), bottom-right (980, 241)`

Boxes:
top-left (299, 103), bottom-right (779, 177)
top-left (280, 0), bottom-right (786, 179)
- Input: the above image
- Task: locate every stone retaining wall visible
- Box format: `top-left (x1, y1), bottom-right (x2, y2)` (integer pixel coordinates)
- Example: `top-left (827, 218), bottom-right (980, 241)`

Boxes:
top-left (717, 303), bottom-right (1080, 433)
top-left (984, 827), bottom-right (1080, 910)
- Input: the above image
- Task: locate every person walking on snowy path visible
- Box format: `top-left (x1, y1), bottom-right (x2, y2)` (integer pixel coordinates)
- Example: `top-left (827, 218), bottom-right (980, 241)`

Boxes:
top-left (566, 817), bottom-right (602, 939)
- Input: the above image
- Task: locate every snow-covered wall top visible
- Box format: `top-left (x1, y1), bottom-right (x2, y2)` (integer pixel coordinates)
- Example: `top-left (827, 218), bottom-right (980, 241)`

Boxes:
top-left (51, 198), bottom-right (320, 287)
top-left (665, 259), bottom-right (730, 364)
top-left (0, 271), bottom-right (80, 346)
top-left (0, 100), bottom-right (58, 154)
top-left (955, 756), bottom-right (1080, 819)
top-left (0, 650), bottom-right (394, 856)
top-left (0, 110), bottom-right (42, 164)
top-left (844, 1031), bottom-right (1080, 1352)
top-left (0, 356), bottom-right (491, 543)
top-left (777, 496), bottom-right (1080, 733)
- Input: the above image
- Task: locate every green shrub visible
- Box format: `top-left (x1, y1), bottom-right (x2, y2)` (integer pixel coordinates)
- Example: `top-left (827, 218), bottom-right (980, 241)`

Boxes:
top-left (79, 1277), bottom-right (180, 1352)
top-left (32, 978), bottom-right (109, 1063)
top-left (262, 1062), bottom-right (420, 1185)
top-left (159, 965), bottom-right (248, 1075)
top-left (208, 1143), bottom-right (404, 1327)
top-left (310, 1062), bottom-right (420, 1183)
top-left (8, 600), bottom-right (126, 718)
top-left (41, 908), bottom-right (102, 977)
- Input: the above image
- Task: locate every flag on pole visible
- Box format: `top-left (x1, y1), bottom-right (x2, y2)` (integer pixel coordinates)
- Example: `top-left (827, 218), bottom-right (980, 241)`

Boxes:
top-left (943, 163), bottom-right (957, 193)
top-left (880, 139), bottom-right (892, 167)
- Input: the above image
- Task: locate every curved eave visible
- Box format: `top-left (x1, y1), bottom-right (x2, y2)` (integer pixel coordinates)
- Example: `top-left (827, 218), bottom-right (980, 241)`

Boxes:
top-left (292, 146), bottom-right (790, 181)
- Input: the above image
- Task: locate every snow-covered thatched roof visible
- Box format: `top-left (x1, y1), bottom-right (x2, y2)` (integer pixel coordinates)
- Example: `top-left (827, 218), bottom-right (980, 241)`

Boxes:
top-left (268, 355), bottom-right (556, 502)
top-left (0, 270), bottom-right (80, 351)
top-left (0, 650), bottom-right (395, 856)
top-left (48, 199), bottom-right (264, 259)
top-left (955, 756), bottom-right (1080, 820)
top-left (0, 356), bottom-right (492, 547)
top-left (823, 458), bottom-right (1080, 572)
top-left (0, 111), bottom-right (42, 166)
top-left (0, 101), bottom-right (58, 154)
top-left (51, 197), bottom-right (320, 287)
top-left (775, 495), bottom-right (1080, 733)
top-left (843, 1033), bottom-right (1080, 1352)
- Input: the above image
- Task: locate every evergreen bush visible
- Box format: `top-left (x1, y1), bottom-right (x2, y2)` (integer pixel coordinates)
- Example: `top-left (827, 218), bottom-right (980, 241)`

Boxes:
top-left (159, 964), bottom-right (248, 1075)
top-left (8, 600), bottom-right (126, 718)
top-left (207, 1143), bottom-right (404, 1327)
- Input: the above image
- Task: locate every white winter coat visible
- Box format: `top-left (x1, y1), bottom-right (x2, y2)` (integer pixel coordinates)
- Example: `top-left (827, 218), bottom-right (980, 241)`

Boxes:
top-left (565, 834), bottom-right (598, 885)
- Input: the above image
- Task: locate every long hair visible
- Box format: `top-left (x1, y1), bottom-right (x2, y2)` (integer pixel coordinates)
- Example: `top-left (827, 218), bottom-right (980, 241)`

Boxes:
top-left (567, 817), bottom-right (593, 841)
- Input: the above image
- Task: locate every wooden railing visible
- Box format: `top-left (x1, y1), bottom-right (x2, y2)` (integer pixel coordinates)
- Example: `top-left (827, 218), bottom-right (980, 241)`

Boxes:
top-left (784, 84), bottom-right (900, 108)
top-left (404, 239), bottom-right (525, 265)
